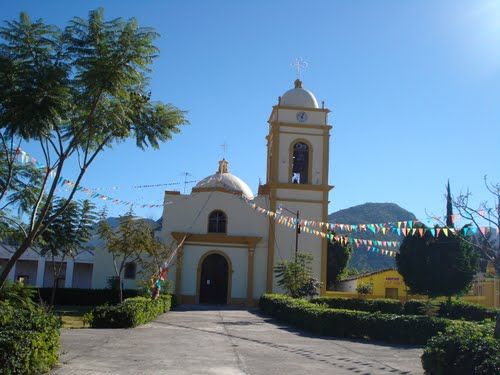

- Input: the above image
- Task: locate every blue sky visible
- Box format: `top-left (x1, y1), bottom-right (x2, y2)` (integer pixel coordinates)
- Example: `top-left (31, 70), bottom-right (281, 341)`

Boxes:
top-left (2, 0), bottom-right (499, 223)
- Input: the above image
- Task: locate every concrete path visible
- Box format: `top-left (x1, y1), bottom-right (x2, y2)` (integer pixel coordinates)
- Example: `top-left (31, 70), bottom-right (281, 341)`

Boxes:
top-left (53, 306), bottom-right (423, 374)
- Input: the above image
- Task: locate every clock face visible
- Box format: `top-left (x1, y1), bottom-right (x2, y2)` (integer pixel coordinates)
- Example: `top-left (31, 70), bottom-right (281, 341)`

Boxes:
top-left (296, 111), bottom-right (308, 122)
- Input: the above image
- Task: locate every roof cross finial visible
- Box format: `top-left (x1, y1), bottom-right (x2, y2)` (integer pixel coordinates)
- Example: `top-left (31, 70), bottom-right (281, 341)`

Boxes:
top-left (220, 142), bottom-right (229, 158)
top-left (291, 57), bottom-right (308, 79)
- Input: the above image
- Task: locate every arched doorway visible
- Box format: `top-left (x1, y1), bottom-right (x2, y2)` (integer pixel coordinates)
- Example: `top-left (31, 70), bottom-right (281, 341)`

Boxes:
top-left (199, 253), bottom-right (229, 304)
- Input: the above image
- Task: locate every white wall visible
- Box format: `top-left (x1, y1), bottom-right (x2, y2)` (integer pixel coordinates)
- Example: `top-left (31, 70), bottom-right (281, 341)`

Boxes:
top-left (272, 198), bottom-right (324, 292)
top-left (276, 108), bottom-right (328, 125)
top-left (180, 245), bottom-right (248, 299)
top-left (162, 190), bottom-right (270, 300)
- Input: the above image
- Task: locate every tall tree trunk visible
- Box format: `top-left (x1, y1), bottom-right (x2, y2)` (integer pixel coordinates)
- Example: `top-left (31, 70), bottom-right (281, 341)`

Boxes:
top-left (118, 276), bottom-right (123, 304)
top-left (0, 241), bottom-right (30, 288)
top-left (50, 257), bottom-right (63, 305)
top-left (50, 277), bottom-right (57, 305)
top-left (494, 314), bottom-right (500, 339)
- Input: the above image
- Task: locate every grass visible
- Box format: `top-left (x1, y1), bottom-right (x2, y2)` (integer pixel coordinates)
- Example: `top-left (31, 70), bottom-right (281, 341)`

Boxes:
top-left (53, 305), bottom-right (92, 329)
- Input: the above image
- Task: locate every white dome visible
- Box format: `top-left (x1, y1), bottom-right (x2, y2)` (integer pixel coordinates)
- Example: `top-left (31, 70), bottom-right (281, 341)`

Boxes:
top-left (280, 79), bottom-right (319, 109)
top-left (193, 159), bottom-right (254, 200)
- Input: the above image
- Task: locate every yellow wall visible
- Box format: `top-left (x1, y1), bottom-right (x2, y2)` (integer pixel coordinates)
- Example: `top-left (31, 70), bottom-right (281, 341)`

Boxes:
top-left (328, 269), bottom-right (500, 309)
top-left (357, 269), bottom-right (408, 299)
top-left (464, 278), bottom-right (500, 308)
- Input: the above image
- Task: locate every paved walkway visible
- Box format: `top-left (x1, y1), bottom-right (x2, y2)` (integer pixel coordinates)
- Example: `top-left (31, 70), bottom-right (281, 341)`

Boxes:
top-left (53, 306), bottom-right (423, 374)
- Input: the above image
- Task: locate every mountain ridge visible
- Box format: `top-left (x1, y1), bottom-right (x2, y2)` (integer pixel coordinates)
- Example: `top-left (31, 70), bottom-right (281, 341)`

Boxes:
top-left (329, 202), bottom-right (418, 272)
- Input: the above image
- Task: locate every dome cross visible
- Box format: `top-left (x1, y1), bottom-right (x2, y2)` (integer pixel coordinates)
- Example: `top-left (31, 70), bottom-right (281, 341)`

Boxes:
top-left (291, 57), bottom-right (308, 79)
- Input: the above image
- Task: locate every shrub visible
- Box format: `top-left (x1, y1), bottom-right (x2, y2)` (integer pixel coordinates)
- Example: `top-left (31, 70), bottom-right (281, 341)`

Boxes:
top-left (35, 288), bottom-right (140, 306)
top-left (0, 281), bottom-right (36, 307)
top-left (274, 253), bottom-right (319, 298)
top-left (403, 299), bottom-right (429, 315)
top-left (87, 294), bottom-right (171, 328)
top-left (312, 297), bottom-right (404, 314)
top-left (422, 321), bottom-right (500, 374)
top-left (438, 300), bottom-right (498, 322)
top-left (356, 282), bottom-right (373, 296)
top-left (0, 301), bottom-right (61, 374)
top-left (260, 294), bottom-right (450, 345)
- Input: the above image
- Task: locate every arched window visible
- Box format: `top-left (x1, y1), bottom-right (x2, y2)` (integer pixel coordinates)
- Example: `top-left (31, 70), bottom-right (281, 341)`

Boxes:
top-left (208, 210), bottom-right (227, 233)
top-left (291, 142), bottom-right (309, 184)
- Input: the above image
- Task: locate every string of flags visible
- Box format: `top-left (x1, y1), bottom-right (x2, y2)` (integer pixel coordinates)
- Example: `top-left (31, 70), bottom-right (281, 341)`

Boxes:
top-left (14, 147), bottom-right (170, 208)
top-left (244, 199), bottom-right (491, 238)
top-left (58, 178), bottom-right (165, 208)
top-left (12, 148), bottom-right (493, 258)
top-left (241, 199), bottom-right (399, 257)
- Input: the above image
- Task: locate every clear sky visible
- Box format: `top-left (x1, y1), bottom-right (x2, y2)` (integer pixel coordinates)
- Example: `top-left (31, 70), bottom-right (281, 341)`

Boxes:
top-left (1, 0), bottom-right (499, 223)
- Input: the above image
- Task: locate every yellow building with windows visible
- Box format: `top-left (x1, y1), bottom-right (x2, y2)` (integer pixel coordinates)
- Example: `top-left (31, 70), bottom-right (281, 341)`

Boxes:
top-left (332, 268), bottom-right (408, 300)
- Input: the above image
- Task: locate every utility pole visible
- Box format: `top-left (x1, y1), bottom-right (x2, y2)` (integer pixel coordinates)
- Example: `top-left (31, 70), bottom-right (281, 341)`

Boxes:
top-left (280, 205), bottom-right (301, 263)
top-left (294, 210), bottom-right (300, 263)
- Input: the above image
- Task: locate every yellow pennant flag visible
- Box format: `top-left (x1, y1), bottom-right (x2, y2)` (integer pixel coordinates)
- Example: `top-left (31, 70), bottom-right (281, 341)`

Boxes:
top-left (443, 228), bottom-right (448, 237)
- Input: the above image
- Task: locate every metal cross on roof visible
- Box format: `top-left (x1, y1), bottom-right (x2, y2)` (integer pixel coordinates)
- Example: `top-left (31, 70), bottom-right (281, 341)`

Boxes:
top-left (220, 142), bottom-right (229, 158)
top-left (291, 57), bottom-right (308, 78)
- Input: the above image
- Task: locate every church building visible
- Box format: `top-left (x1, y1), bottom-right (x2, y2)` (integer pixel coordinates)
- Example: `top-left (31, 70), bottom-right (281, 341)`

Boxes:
top-left (161, 79), bottom-right (333, 306)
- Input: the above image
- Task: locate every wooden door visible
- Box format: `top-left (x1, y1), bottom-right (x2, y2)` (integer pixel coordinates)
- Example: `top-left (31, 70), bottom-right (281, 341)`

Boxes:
top-left (199, 253), bottom-right (229, 304)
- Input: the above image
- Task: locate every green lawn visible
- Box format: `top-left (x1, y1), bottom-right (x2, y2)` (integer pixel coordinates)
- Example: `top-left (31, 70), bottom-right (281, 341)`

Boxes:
top-left (53, 305), bottom-right (92, 329)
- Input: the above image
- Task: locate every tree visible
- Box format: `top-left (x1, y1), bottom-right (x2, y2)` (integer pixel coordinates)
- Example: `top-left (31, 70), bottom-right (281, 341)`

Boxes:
top-left (98, 209), bottom-right (154, 303)
top-left (326, 237), bottom-right (352, 289)
top-left (274, 253), bottom-right (320, 298)
top-left (396, 225), bottom-right (479, 299)
top-left (38, 198), bottom-right (96, 304)
top-left (137, 232), bottom-right (177, 297)
top-left (451, 176), bottom-right (500, 338)
top-left (453, 176), bottom-right (499, 274)
top-left (0, 9), bottom-right (188, 288)
top-left (446, 180), bottom-right (454, 228)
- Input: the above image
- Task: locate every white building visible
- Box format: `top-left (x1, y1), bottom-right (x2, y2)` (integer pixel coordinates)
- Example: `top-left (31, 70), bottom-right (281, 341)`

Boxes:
top-left (156, 79), bottom-right (333, 306)
top-left (0, 245), bottom-right (93, 288)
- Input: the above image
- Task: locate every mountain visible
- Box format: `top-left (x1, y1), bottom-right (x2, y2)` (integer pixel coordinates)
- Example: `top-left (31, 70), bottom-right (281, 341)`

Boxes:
top-left (329, 203), bottom-right (417, 225)
top-left (329, 203), bottom-right (418, 272)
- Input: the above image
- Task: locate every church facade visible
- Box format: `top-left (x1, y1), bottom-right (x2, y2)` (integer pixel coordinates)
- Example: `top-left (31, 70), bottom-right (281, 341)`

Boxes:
top-left (161, 79), bottom-right (332, 305)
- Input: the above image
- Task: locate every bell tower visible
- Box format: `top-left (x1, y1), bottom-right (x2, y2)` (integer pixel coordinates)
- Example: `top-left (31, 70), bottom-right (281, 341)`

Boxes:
top-left (262, 79), bottom-right (332, 294)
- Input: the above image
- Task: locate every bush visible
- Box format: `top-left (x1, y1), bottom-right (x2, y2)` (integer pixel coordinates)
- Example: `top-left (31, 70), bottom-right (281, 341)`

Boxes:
top-left (0, 281), bottom-right (36, 307)
top-left (356, 282), bottom-right (373, 296)
top-left (0, 301), bottom-right (61, 374)
top-left (438, 300), bottom-right (498, 322)
top-left (260, 294), bottom-right (450, 345)
top-left (422, 322), bottom-right (500, 374)
top-left (274, 253), bottom-right (319, 298)
top-left (403, 299), bottom-right (429, 315)
top-left (35, 288), bottom-right (140, 306)
top-left (312, 297), bottom-right (404, 314)
top-left (87, 294), bottom-right (171, 328)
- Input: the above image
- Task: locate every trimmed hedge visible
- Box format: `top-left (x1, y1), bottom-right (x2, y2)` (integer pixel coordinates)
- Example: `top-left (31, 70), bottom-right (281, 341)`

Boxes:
top-left (87, 294), bottom-right (172, 328)
top-left (0, 301), bottom-right (61, 374)
top-left (312, 297), bottom-right (405, 314)
top-left (35, 288), bottom-right (140, 306)
top-left (312, 297), bottom-right (498, 321)
top-left (438, 300), bottom-right (498, 322)
top-left (404, 299), bottom-right (429, 315)
top-left (260, 294), bottom-right (451, 345)
top-left (422, 321), bottom-right (500, 374)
